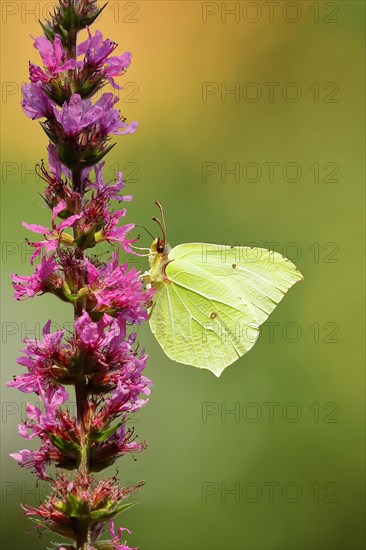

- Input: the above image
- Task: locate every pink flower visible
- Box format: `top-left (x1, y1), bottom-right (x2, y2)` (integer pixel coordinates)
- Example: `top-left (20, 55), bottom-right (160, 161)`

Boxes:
top-left (30, 35), bottom-right (76, 84)
top-left (110, 522), bottom-right (138, 550)
top-left (91, 423), bottom-right (146, 471)
top-left (78, 28), bottom-right (131, 89)
top-left (78, 29), bottom-right (116, 63)
top-left (10, 447), bottom-right (53, 480)
top-left (105, 52), bottom-right (131, 82)
top-left (11, 389), bottom-right (82, 480)
top-left (10, 435), bottom-right (72, 481)
top-left (84, 254), bottom-right (154, 321)
top-left (87, 162), bottom-right (133, 202)
top-left (7, 320), bottom-right (67, 393)
top-left (53, 93), bottom-right (108, 136)
top-left (53, 93), bottom-right (138, 137)
top-left (17, 385), bottom-right (69, 441)
top-left (22, 200), bottom-right (82, 263)
top-left (22, 473), bottom-right (142, 540)
top-left (47, 142), bottom-right (67, 179)
top-left (97, 94), bottom-right (138, 135)
top-left (95, 209), bottom-right (135, 252)
top-left (11, 254), bottom-right (59, 299)
top-left (103, 380), bottom-right (148, 417)
top-left (22, 82), bottom-right (54, 119)
top-left (74, 310), bottom-right (152, 399)
top-left (74, 310), bottom-right (112, 347)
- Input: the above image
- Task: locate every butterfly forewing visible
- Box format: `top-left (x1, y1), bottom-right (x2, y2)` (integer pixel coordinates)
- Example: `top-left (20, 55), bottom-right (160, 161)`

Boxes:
top-left (170, 244), bottom-right (303, 324)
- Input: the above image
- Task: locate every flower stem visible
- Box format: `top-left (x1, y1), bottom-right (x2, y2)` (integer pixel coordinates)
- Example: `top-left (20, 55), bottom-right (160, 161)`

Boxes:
top-left (72, 161), bottom-right (90, 549)
top-left (72, 166), bottom-right (83, 195)
top-left (76, 522), bottom-right (91, 550)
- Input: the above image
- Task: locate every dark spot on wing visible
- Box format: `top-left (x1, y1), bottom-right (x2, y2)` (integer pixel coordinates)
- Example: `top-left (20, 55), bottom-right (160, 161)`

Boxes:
top-left (232, 264), bottom-right (237, 269)
top-left (210, 312), bottom-right (217, 320)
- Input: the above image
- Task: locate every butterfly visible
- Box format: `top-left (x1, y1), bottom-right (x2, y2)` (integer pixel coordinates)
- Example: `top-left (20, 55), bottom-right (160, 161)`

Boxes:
top-left (142, 203), bottom-right (303, 377)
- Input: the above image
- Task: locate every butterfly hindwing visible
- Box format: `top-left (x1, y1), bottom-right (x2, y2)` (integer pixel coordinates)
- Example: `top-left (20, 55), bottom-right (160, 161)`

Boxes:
top-left (149, 272), bottom-right (258, 376)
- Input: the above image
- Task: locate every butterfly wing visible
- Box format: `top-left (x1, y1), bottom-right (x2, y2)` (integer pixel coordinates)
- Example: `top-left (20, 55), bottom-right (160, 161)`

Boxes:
top-left (149, 243), bottom-right (303, 376)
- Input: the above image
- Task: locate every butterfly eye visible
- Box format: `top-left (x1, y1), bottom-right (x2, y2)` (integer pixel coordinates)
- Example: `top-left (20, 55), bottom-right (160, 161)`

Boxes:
top-left (156, 239), bottom-right (165, 254)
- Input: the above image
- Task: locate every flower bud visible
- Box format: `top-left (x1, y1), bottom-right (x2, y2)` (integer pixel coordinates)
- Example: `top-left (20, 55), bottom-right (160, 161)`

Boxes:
top-left (40, 1), bottom-right (108, 45)
top-left (59, 233), bottom-right (75, 245)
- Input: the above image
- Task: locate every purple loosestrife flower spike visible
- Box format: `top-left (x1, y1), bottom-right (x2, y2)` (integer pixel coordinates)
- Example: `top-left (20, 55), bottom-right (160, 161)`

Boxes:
top-left (9, 2), bottom-right (152, 548)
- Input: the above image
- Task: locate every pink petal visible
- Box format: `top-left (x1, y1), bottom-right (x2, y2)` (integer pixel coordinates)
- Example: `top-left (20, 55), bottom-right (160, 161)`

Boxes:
top-left (22, 222), bottom-right (48, 234)
top-left (52, 200), bottom-right (67, 227)
top-left (58, 213), bottom-right (83, 230)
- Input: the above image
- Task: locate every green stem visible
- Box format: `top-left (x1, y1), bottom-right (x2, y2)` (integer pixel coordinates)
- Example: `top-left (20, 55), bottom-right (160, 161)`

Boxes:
top-left (67, 13), bottom-right (90, 549)
top-left (75, 376), bottom-right (88, 431)
top-left (72, 163), bottom-right (90, 550)
top-left (76, 522), bottom-right (91, 550)
top-left (72, 166), bottom-right (83, 196)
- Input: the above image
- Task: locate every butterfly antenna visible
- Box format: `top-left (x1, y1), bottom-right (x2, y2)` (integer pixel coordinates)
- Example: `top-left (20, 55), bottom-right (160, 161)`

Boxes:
top-left (135, 224), bottom-right (155, 240)
top-left (152, 201), bottom-right (167, 243)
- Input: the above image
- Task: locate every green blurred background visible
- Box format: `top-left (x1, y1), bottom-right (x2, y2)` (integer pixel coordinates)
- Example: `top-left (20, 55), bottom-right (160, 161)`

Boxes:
top-left (1, 1), bottom-right (365, 549)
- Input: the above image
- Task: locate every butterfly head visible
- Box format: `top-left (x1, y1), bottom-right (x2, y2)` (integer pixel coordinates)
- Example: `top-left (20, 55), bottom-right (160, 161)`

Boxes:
top-left (150, 201), bottom-right (171, 256)
top-left (148, 202), bottom-right (172, 284)
top-left (151, 237), bottom-right (171, 256)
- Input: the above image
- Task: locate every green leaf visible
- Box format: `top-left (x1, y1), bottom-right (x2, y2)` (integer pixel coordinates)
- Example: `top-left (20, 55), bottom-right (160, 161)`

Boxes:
top-left (65, 492), bottom-right (84, 517)
top-left (39, 20), bottom-right (55, 41)
top-left (52, 287), bottom-right (79, 304)
top-left (40, 122), bottom-right (57, 144)
top-left (38, 193), bottom-right (53, 211)
top-left (83, 3), bottom-right (108, 26)
top-left (89, 422), bottom-right (123, 443)
top-left (88, 310), bottom-right (105, 322)
top-left (82, 143), bottom-right (116, 167)
top-left (49, 434), bottom-right (80, 455)
top-left (29, 517), bottom-right (75, 539)
top-left (89, 501), bottom-right (137, 522)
